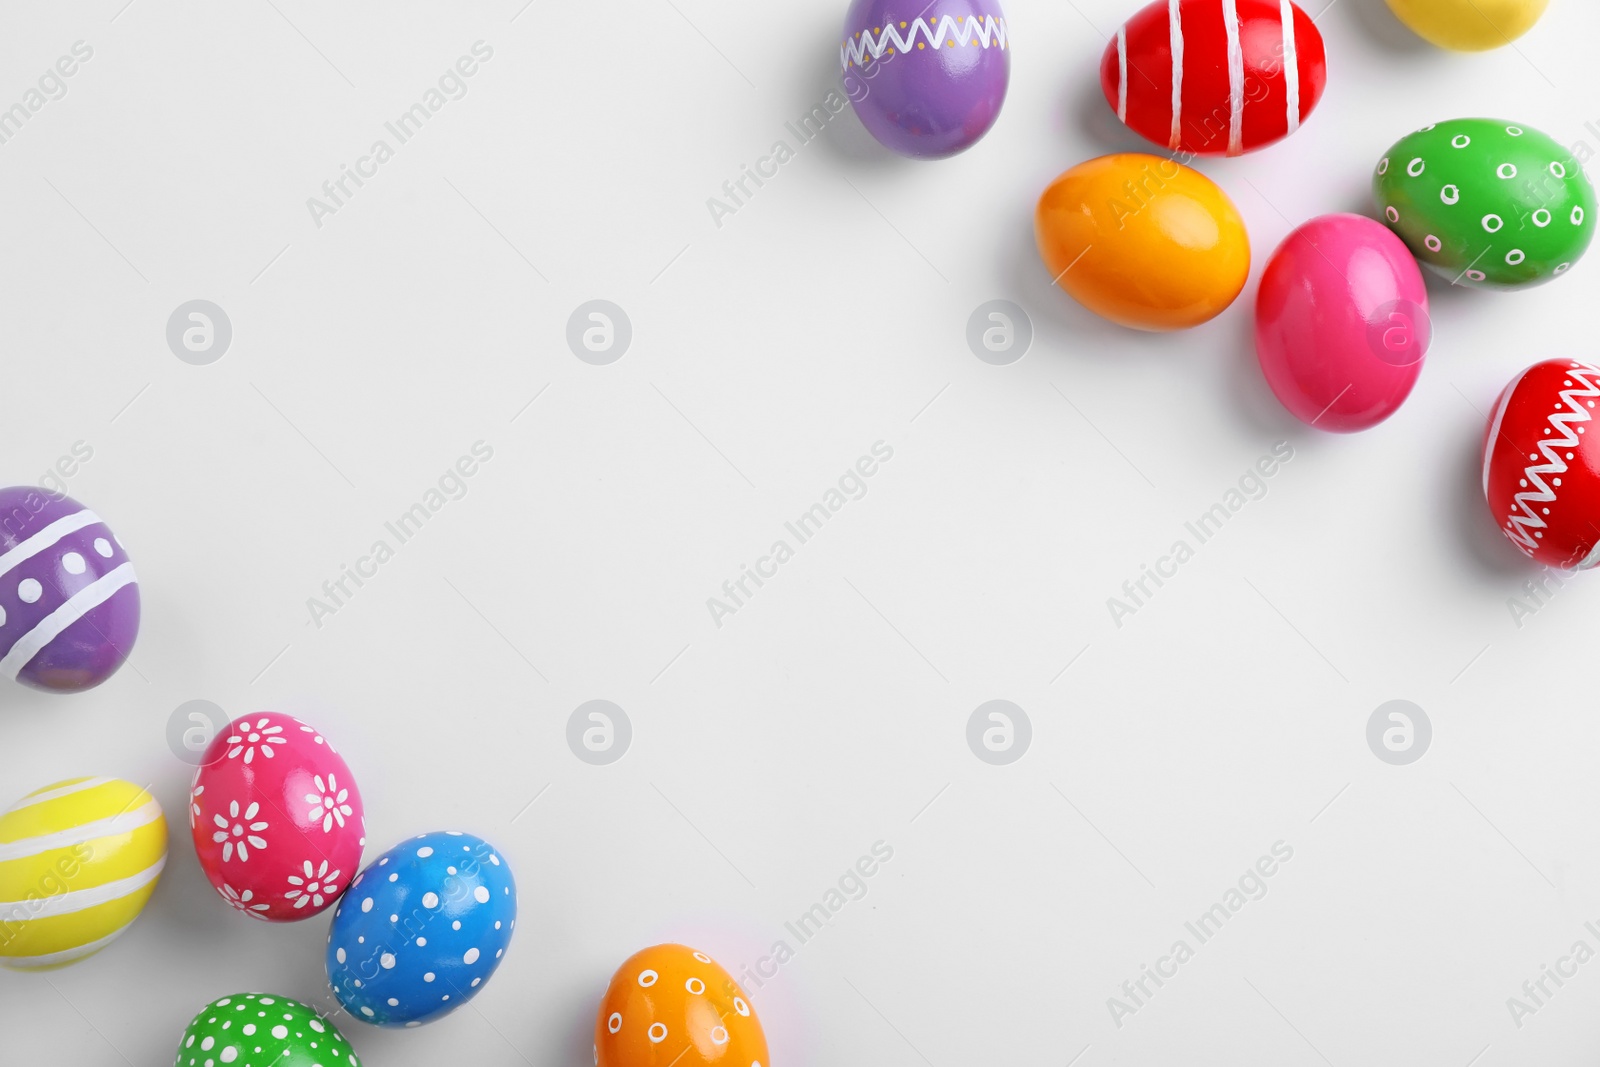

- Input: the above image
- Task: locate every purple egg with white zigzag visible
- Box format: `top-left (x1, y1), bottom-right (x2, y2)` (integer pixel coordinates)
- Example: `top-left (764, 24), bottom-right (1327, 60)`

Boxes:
top-left (840, 0), bottom-right (1011, 159)
top-left (0, 487), bottom-right (139, 694)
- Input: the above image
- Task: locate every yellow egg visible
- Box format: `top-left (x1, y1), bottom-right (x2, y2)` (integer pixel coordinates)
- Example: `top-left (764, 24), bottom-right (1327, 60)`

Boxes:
top-left (1384, 0), bottom-right (1549, 50)
top-left (0, 777), bottom-right (167, 970)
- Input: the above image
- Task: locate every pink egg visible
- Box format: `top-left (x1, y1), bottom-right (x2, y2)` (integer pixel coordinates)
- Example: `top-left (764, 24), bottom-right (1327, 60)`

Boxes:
top-left (1255, 213), bottom-right (1431, 433)
top-left (189, 712), bottom-right (366, 922)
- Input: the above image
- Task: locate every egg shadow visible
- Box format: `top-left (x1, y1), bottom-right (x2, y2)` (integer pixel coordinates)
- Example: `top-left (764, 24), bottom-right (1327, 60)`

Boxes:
top-left (795, 16), bottom-right (919, 172)
top-left (551, 973), bottom-right (608, 1064)
top-left (1218, 292), bottom-right (1307, 439)
top-left (999, 207), bottom-right (1163, 359)
top-left (1442, 418), bottom-right (1533, 577)
top-left (0, 685), bottom-right (68, 717)
top-left (1418, 266), bottom-right (1509, 319)
top-left (1339, 0), bottom-right (1439, 56)
top-left (1059, 65), bottom-right (1150, 157)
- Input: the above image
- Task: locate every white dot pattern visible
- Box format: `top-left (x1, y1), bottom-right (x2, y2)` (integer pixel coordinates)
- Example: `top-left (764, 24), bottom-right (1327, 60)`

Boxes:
top-left (325, 830), bottom-right (516, 1027)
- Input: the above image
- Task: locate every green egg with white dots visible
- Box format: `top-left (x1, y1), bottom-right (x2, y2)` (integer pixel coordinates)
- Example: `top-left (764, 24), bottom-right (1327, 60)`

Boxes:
top-left (173, 992), bottom-right (360, 1067)
top-left (1373, 117), bottom-right (1595, 290)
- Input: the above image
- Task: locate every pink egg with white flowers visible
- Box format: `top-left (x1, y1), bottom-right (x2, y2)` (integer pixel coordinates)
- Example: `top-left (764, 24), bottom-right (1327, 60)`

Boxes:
top-left (189, 712), bottom-right (366, 922)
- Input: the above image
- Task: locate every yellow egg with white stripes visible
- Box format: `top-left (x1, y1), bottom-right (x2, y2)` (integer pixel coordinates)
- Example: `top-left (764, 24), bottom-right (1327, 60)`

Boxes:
top-left (0, 777), bottom-right (167, 970)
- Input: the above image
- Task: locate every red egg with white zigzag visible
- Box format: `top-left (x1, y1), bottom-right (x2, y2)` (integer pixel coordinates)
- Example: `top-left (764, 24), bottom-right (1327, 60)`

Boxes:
top-left (1483, 359), bottom-right (1600, 570)
top-left (1101, 0), bottom-right (1326, 156)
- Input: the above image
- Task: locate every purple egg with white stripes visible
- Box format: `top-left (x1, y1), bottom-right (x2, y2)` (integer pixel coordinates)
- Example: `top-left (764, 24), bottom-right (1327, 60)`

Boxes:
top-left (840, 0), bottom-right (1011, 159)
top-left (0, 487), bottom-right (138, 693)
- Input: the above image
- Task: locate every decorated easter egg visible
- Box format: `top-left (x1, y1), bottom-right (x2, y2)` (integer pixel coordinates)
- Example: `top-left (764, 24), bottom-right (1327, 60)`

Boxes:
top-left (174, 992), bottom-right (361, 1067)
top-left (1036, 152), bottom-right (1250, 330)
top-left (0, 777), bottom-right (166, 970)
top-left (1102, 0), bottom-right (1326, 156)
top-left (1483, 359), bottom-right (1600, 569)
top-left (1256, 214), bottom-right (1431, 432)
top-left (1384, 0), bottom-right (1548, 50)
top-left (1373, 118), bottom-right (1595, 290)
top-left (191, 712), bottom-right (365, 923)
top-left (326, 830), bottom-right (516, 1027)
top-left (0, 486), bottom-right (138, 693)
top-left (840, 0), bottom-right (1010, 159)
top-left (595, 944), bottom-right (769, 1067)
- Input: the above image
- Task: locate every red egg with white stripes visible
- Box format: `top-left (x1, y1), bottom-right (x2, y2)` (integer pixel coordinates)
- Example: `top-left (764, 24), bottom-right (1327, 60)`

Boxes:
top-left (1483, 359), bottom-right (1600, 570)
top-left (190, 712), bottom-right (366, 922)
top-left (1102, 0), bottom-right (1327, 156)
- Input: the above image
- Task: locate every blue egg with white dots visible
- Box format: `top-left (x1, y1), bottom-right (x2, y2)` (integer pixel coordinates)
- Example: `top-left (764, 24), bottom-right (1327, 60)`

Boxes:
top-left (325, 830), bottom-right (517, 1027)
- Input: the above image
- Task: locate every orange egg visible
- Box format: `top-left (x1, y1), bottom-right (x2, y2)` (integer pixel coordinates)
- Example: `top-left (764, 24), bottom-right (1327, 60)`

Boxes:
top-left (595, 944), bottom-right (769, 1067)
top-left (1035, 153), bottom-right (1251, 331)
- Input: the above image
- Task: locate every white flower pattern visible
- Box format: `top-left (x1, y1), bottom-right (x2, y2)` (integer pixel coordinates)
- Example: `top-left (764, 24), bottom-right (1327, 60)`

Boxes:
top-left (189, 783), bottom-right (205, 830)
top-left (226, 717), bottom-right (287, 764)
top-left (285, 859), bottom-right (342, 910)
top-left (218, 882), bottom-right (270, 918)
top-left (305, 773), bottom-right (354, 832)
top-left (212, 800), bottom-right (269, 862)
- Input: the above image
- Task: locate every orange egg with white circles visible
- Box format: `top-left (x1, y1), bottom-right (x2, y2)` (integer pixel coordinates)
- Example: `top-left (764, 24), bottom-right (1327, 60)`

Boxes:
top-left (594, 944), bottom-right (770, 1067)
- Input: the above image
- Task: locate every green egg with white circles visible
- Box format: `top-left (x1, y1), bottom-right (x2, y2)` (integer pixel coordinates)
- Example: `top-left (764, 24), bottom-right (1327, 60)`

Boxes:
top-left (174, 992), bottom-right (359, 1067)
top-left (1373, 118), bottom-right (1595, 290)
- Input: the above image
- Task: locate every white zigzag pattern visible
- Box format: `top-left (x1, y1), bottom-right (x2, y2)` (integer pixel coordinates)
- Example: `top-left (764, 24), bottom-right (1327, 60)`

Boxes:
top-left (1502, 364), bottom-right (1600, 557)
top-left (841, 16), bottom-right (1009, 68)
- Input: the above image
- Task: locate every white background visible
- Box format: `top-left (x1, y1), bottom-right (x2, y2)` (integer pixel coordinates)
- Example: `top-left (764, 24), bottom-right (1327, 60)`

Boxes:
top-left (1, 0), bottom-right (1598, 1063)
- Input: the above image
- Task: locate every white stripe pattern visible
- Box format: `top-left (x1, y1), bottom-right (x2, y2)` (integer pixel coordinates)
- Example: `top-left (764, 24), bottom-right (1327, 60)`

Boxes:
top-left (1167, 0), bottom-right (1184, 150)
top-left (2, 921), bottom-right (134, 969)
top-left (0, 562), bottom-right (137, 682)
top-left (0, 797), bottom-right (163, 863)
top-left (0, 853), bottom-right (165, 919)
top-left (1116, 27), bottom-right (1128, 121)
top-left (1222, 0), bottom-right (1245, 155)
top-left (9, 778), bottom-right (113, 812)
top-left (0, 510), bottom-right (102, 580)
top-left (1281, 0), bottom-right (1301, 135)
